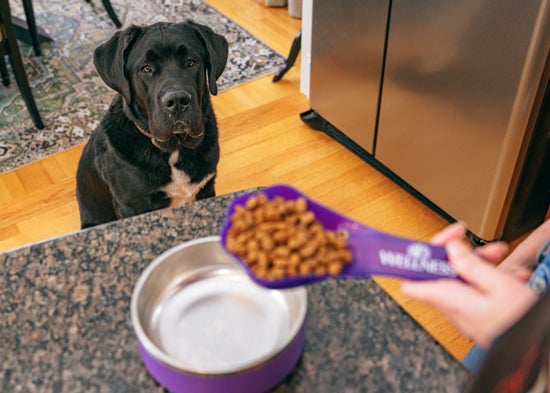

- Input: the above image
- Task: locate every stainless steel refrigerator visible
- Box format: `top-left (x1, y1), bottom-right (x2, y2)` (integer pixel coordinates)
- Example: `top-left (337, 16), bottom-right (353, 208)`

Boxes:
top-left (303, 0), bottom-right (550, 242)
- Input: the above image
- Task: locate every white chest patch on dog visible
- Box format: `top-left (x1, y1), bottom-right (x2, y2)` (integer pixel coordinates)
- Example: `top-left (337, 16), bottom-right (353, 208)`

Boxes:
top-left (163, 151), bottom-right (215, 207)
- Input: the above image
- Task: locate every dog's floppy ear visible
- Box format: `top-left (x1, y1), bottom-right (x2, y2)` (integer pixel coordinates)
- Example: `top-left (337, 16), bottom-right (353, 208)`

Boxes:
top-left (187, 21), bottom-right (229, 96)
top-left (93, 25), bottom-right (142, 104)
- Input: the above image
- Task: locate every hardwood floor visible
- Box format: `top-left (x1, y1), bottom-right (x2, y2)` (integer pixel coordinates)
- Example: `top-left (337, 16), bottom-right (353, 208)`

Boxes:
top-left (0, 0), bottom-right (473, 360)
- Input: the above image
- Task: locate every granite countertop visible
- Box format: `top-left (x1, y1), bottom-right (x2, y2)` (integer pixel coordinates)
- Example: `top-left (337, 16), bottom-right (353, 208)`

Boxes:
top-left (0, 189), bottom-right (470, 392)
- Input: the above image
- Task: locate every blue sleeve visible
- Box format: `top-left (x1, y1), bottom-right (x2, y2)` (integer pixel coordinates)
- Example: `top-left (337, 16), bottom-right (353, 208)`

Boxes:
top-left (527, 238), bottom-right (550, 296)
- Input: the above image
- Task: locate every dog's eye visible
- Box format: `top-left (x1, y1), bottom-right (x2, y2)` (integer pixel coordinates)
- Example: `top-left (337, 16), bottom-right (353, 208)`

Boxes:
top-left (141, 65), bottom-right (153, 73)
top-left (186, 59), bottom-right (197, 68)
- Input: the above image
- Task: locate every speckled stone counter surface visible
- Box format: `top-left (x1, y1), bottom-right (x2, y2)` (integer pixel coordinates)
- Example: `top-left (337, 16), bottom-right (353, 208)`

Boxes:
top-left (0, 189), bottom-right (471, 392)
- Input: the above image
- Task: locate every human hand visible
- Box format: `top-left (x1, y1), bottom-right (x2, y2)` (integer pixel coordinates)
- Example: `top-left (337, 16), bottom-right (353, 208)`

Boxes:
top-left (430, 222), bottom-right (509, 264)
top-left (431, 223), bottom-right (532, 281)
top-left (401, 224), bottom-right (538, 348)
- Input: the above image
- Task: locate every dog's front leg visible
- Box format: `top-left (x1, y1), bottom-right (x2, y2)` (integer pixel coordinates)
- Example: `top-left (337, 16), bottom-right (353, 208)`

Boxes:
top-left (196, 176), bottom-right (216, 200)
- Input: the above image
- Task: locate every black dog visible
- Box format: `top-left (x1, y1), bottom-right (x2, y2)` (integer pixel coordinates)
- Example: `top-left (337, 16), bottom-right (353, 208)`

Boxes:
top-left (76, 21), bottom-right (228, 228)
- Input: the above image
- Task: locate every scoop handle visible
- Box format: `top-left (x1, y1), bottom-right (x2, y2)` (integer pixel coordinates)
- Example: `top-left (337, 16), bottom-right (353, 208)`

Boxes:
top-left (342, 223), bottom-right (458, 281)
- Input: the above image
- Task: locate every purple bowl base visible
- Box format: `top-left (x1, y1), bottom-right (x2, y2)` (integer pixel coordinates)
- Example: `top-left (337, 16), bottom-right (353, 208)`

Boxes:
top-left (137, 322), bottom-right (305, 393)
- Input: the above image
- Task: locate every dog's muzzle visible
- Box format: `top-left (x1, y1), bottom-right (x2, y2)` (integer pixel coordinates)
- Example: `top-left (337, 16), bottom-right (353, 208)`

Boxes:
top-left (144, 87), bottom-right (205, 150)
top-left (134, 122), bottom-right (204, 151)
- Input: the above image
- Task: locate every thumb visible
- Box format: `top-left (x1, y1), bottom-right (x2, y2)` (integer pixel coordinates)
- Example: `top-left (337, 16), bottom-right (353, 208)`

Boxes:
top-left (446, 239), bottom-right (508, 292)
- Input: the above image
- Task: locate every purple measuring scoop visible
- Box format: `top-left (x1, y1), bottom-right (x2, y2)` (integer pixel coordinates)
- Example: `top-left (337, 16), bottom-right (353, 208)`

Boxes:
top-left (220, 184), bottom-right (459, 289)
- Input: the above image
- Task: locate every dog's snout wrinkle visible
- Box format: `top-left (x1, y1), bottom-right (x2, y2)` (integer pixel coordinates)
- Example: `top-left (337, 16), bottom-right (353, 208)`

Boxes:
top-left (161, 90), bottom-right (192, 113)
top-left (173, 129), bottom-right (204, 139)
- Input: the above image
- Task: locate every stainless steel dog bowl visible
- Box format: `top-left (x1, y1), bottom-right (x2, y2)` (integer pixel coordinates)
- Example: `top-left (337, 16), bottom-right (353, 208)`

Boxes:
top-left (131, 236), bottom-right (307, 393)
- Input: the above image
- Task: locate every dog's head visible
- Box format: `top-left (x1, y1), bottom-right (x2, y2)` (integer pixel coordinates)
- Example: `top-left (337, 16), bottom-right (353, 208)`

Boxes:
top-left (94, 21), bottom-right (228, 150)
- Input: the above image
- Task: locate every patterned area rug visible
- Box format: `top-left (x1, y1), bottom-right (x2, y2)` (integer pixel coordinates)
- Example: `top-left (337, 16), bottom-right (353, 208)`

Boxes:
top-left (0, 0), bottom-right (284, 172)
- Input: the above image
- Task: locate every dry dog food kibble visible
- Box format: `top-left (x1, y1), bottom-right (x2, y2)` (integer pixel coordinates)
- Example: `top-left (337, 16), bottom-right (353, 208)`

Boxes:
top-left (225, 192), bottom-right (353, 280)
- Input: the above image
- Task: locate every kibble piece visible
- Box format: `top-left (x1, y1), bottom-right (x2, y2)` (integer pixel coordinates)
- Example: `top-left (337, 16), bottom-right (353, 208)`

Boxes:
top-left (273, 258), bottom-right (288, 268)
top-left (299, 262), bottom-right (314, 275)
top-left (288, 230), bottom-right (308, 250)
top-left (259, 235), bottom-right (275, 251)
top-left (257, 252), bottom-right (269, 268)
top-left (273, 246), bottom-right (291, 258)
top-left (245, 195), bottom-right (260, 210)
top-left (247, 238), bottom-right (260, 252)
top-left (272, 230), bottom-right (290, 243)
top-left (314, 265), bottom-right (327, 276)
top-left (299, 240), bottom-right (318, 259)
top-left (295, 197), bottom-right (308, 213)
top-left (327, 262), bottom-right (344, 275)
top-left (299, 211), bottom-right (316, 226)
top-left (287, 265), bottom-right (299, 276)
top-left (288, 253), bottom-right (301, 267)
top-left (333, 249), bottom-right (353, 263)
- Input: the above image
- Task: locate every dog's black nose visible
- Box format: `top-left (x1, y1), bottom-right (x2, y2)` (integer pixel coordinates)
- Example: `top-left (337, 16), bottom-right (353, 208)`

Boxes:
top-left (161, 91), bottom-right (192, 112)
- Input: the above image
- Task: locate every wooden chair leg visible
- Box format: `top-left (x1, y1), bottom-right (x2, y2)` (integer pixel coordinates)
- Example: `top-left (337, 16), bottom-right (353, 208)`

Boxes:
top-left (101, 0), bottom-right (122, 28)
top-left (0, 57), bottom-right (10, 86)
top-left (21, 0), bottom-right (41, 56)
top-left (1, 2), bottom-right (44, 129)
top-left (272, 31), bottom-right (302, 82)
top-left (8, 54), bottom-right (44, 129)
top-left (84, 0), bottom-right (122, 28)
